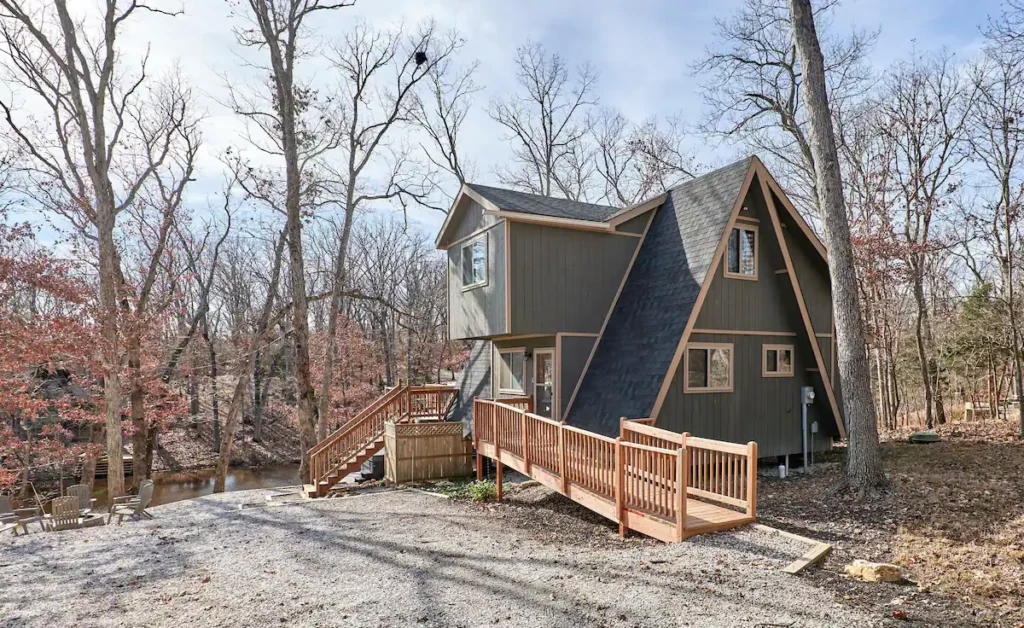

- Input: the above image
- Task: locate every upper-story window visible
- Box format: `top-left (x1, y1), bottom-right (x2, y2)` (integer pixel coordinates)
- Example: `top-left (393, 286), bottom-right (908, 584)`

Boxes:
top-left (461, 234), bottom-right (488, 290)
top-left (725, 224), bottom-right (757, 280)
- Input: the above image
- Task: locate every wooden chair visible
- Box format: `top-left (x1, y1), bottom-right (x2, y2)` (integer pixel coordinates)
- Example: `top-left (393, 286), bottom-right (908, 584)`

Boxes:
top-left (108, 480), bottom-right (155, 525)
top-left (65, 484), bottom-right (96, 516)
top-left (0, 494), bottom-right (45, 535)
top-left (44, 496), bottom-right (81, 532)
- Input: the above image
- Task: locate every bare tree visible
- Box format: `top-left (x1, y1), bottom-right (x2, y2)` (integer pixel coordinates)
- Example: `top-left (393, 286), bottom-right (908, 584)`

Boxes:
top-left (592, 108), bottom-right (696, 206)
top-left (788, 0), bottom-right (886, 490)
top-left (968, 43), bottom-right (1024, 436)
top-left (229, 0), bottom-right (353, 477)
top-left (314, 20), bottom-right (464, 440)
top-left (0, 0), bottom-right (191, 497)
top-left (490, 41), bottom-right (599, 200)
top-left (697, 0), bottom-right (876, 214)
top-left (214, 230), bottom-right (288, 492)
top-left (880, 52), bottom-right (976, 428)
top-left (411, 52), bottom-right (480, 192)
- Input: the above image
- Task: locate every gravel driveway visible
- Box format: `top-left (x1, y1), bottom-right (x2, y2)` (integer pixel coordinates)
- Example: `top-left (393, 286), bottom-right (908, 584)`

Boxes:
top-left (0, 487), bottom-right (880, 627)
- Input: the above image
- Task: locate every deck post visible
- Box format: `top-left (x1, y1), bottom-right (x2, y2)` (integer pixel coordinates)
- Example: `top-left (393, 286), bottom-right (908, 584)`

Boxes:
top-left (495, 459), bottom-right (503, 501)
top-left (521, 410), bottom-right (530, 475)
top-left (615, 437), bottom-right (625, 539)
top-left (619, 416), bottom-right (626, 439)
top-left (558, 425), bottom-right (567, 493)
top-left (676, 445), bottom-right (688, 541)
top-left (473, 400), bottom-right (480, 481)
top-left (746, 441), bottom-right (758, 518)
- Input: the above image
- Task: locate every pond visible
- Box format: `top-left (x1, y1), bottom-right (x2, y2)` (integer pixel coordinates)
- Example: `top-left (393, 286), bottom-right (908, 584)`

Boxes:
top-left (91, 465), bottom-right (302, 508)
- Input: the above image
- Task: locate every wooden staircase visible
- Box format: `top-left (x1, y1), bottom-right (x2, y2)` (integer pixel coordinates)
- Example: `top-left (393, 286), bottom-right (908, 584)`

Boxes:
top-left (306, 384), bottom-right (458, 497)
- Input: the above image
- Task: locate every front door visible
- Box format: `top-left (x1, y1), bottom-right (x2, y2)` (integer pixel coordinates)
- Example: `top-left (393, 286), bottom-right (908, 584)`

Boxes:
top-left (534, 349), bottom-right (555, 418)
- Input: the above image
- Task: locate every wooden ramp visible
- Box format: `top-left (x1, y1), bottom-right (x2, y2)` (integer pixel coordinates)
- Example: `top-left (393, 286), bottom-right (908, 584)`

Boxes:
top-left (474, 399), bottom-right (757, 542)
top-left (306, 384), bottom-right (458, 497)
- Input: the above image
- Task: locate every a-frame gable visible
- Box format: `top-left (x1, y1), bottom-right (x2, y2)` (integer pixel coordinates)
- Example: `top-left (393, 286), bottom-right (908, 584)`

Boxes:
top-left (648, 160), bottom-right (846, 440)
top-left (564, 157), bottom-right (755, 433)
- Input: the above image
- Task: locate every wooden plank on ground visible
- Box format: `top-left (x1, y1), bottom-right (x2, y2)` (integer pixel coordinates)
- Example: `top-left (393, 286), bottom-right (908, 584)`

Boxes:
top-left (751, 523), bottom-right (833, 574)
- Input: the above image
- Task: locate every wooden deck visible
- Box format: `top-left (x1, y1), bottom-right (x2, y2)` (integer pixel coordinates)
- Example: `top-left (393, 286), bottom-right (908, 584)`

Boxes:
top-left (474, 399), bottom-right (757, 542)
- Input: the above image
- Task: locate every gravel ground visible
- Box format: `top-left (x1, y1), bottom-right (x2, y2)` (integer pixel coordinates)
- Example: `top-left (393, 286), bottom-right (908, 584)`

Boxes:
top-left (0, 486), bottom-right (884, 627)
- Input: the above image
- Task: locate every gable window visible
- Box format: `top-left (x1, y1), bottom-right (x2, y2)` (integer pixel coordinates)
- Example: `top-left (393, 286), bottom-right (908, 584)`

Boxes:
top-left (461, 235), bottom-right (488, 290)
top-left (684, 343), bottom-right (733, 393)
top-left (498, 349), bottom-right (525, 394)
top-left (725, 224), bottom-right (757, 280)
top-left (763, 344), bottom-right (794, 377)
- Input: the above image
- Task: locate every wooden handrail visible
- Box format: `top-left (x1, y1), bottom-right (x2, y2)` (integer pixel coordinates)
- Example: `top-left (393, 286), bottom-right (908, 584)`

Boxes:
top-left (621, 420), bottom-right (685, 447)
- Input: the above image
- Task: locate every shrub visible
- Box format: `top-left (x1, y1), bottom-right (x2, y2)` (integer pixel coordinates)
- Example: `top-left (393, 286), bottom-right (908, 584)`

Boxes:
top-left (467, 480), bottom-right (497, 502)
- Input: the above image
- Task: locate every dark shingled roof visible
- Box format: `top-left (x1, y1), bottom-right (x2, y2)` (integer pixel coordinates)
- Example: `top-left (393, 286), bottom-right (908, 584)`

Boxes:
top-left (465, 183), bottom-right (619, 222)
top-left (564, 157), bottom-right (754, 436)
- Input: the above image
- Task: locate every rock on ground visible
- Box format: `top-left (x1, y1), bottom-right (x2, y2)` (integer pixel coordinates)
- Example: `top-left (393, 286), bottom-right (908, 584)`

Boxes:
top-left (0, 487), bottom-right (881, 627)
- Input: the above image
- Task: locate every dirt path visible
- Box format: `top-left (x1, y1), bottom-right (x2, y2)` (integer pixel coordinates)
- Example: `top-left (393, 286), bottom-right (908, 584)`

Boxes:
top-left (2, 488), bottom-right (891, 627)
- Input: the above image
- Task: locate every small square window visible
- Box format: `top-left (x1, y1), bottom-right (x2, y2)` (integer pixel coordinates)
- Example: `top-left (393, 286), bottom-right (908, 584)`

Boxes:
top-left (685, 343), bottom-right (733, 392)
top-left (461, 235), bottom-right (487, 289)
top-left (726, 225), bottom-right (757, 280)
top-left (763, 345), bottom-right (794, 377)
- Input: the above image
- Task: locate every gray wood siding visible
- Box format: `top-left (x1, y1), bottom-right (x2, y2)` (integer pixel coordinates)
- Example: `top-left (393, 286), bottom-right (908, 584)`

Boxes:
top-left (454, 340), bottom-right (491, 435)
top-left (694, 183), bottom-right (798, 332)
top-left (448, 222), bottom-right (506, 339)
top-left (508, 222), bottom-right (637, 335)
top-left (615, 212), bottom-right (650, 234)
top-left (559, 335), bottom-right (596, 419)
top-left (450, 197), bottom-right (499, 244)
top-left (780, 205), bottom-right (832, 335)
top-left (658, 333), bottom-right (832, 457)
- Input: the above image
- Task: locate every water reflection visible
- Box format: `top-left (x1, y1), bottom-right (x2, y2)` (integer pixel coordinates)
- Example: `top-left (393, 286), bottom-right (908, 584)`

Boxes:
top-left (91, 465), bottom-right (301, 508)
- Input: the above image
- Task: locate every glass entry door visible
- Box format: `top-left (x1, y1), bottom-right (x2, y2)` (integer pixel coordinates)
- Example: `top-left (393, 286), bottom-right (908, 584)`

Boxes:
top-left (534, 349), bottom-right (555, 418)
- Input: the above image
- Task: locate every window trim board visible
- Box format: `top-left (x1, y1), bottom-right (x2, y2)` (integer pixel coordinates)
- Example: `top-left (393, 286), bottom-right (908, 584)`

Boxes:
top-left (683, 342), bottom-right (734, 393)
top-left (460, 233), bottom-right (489, 291)
top-left (724, 223), bottom-right (759, 281)
top-left (762, 343), bottom-right (795, 378)
top-left (497, 347), bottom-right (527, 395)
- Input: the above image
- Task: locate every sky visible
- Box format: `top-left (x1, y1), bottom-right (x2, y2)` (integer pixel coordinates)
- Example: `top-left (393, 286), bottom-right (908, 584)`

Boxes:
top-left (12, 0), bottom-right (1012, 242)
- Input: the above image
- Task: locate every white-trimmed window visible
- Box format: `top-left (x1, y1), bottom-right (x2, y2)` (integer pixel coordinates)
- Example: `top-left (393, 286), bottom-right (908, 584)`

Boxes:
top-left (497, 349), bottom-right (525, 394)
top-left (684, 343), bottom-right (733, 393)
top-left (461, 234), bottom-right (488, 289)
top-left (763, 344), bottom-right (794, 377)
top-left (725, 224), bottom-right (758, 280)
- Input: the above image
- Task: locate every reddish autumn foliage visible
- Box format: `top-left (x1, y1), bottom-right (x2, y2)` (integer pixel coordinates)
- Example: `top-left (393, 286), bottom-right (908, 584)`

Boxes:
top-left (0, 210), bottom-right (104, 491)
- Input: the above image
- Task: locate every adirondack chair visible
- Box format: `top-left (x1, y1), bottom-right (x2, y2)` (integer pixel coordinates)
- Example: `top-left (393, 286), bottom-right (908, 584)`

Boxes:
top-left (108, 480), bottom-right (155, 525)
top-left (44, 496), bottom-right (81, 532)
top-left (64, 484), bottom-right (96, 516)
top-left (0, 494), bottom-right (45, 534)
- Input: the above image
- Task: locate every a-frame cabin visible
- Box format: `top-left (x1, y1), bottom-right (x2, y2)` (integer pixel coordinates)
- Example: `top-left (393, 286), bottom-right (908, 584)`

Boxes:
top-left (440, 155), bottom-right (846, 460)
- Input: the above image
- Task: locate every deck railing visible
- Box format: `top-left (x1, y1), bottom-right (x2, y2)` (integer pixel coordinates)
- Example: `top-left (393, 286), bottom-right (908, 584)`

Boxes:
top-left (473, 399), bottom-right (758, 542)
top-left (622, 419), bottom-right (757, 517)
top-left (309, 384), bottom-right (459, 489)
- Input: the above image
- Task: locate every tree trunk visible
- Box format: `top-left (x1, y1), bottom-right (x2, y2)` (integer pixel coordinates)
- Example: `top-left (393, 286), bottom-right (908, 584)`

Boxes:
top-left (316, 218), bottom-right (354, 442)
top-left (80, 424), bottom-right (103, 490)
top-left (129, 338), bottom-right (146, 488)
top-left (204, 325), bottom-right (221, 453)
top-left (214, 375), bottom-right (249, 493)
top-left (96, 204), bottom-right (125, 498)
top-left (788, 0), bottom-right (886, 489)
